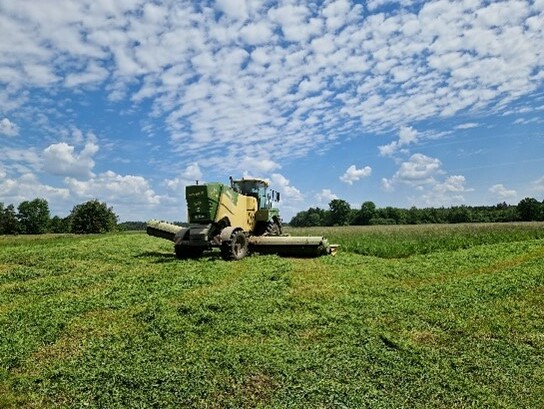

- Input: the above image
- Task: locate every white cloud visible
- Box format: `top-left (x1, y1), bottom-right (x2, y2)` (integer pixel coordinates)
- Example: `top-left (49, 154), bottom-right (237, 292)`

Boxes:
top-left (379, 126), bottom-right (419, 156)
top-left (381, 178), bottom-right (395, 192)
top-left (64, 62), bottom-right (109, 87)
top-left (532, 176), bottom-right (544, 192)
top-left (240, 156), bottom-right (281, 173)
top-left (435, 175), bottom-right (469, 194)
top-left (383, 153), bottom-right (472, 205)
top-left (0, 118), bottom-right (19, 136)
top-left (489, 183), bottom-right (517, 199)
top-left (0, 172), bottom-right (70, 204)
top-left (268, 5), bottom-right (320, 43)
top-left (455, 122), bottom-right (480, 130)
top-left (216, 0), bottom-right (249, 20)
top-left (315, 188), bottom-right (338, 204)
top-left (1, 0), bottom-right (544, 196)
top-left (395, 153), bottom-right (442, 185)
top-left (65, 171), bottom-right (160, 205)
top-left (323, 0), bottom-right (352, 31)
top-left (340, 164), bottom-right (372, 185)
top-left (0, 147), bottom-right (41, 172)
top-left (240, 21), bottom-right (273, 45)
top-left (164, 163), bottom-right (203, 192)
top-left (421, 175), bottom-right (472, 207)
top-left (43, 142), bottom-right (98, 179)
top-left (270, 173), bottom-right (303, 201)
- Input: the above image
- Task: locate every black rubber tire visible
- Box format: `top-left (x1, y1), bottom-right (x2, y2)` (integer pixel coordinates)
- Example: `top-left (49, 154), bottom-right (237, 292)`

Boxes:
top-left (221, 230), bottom-right (248, 261)
top-left (265, 219), bottom-right (283, 236)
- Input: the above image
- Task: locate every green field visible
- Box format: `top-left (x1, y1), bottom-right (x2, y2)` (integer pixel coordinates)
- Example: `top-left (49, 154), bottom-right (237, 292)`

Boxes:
top-left (1, 224), bottom-right (543, 408)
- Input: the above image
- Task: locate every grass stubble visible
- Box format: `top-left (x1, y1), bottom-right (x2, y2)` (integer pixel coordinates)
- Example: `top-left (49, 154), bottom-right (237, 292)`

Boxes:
top-left (0, 223), bottom-right (543, 408)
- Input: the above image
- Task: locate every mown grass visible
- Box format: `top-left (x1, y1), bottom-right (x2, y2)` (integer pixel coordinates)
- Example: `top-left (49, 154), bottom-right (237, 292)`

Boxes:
top-left (1, 224), bottom-right (543, 408)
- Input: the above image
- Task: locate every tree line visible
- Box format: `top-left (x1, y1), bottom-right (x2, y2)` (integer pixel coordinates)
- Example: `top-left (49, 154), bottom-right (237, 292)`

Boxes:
top-left (0, 198), bottom-right (118, 235)
top-left (289, 197), bottom-right (544, 227)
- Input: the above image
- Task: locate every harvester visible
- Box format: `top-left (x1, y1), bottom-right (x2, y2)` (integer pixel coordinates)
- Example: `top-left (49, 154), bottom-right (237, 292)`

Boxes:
top-left (146, 177), bottom-right (336, 260)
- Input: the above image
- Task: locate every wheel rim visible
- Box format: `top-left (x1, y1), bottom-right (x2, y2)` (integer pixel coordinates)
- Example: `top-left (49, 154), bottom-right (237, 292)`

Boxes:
top-left (232, 233), bottom-right (246, 257)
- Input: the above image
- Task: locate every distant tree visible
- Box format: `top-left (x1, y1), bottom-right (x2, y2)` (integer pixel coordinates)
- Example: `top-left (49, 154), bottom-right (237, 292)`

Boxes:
top-left (49, 215), bottom-right (72, 233)
top-left (406, 206), bottom-right (421, 224)
top-left (446, 206), bottom-right (471, 224)
top-left (517, 197), bottom-right (541, 221)
top-left (289, 197), bottom-right (537, 227)
top-left (306, 211), bottom-right (322, 226)
top-left (0, 204), bottom-right (19, 234)
top-left (17, 198), bottom-right (50, 234)
top-left (307, 207), bottom-right (329, 226)
top-left (1, 204), bottom-right (21, 234)
top-left (369, 217), bottom-right (396, 225)
top-left (377, 206), bottom-right (406, 224)
top-left (289, 210), bottom-right (308, 227)
top-left (353, 201), bottom-right (376, 225)
top-left (70, 200), bottom-right (118, 234)
top-left (329, 199), bottom-right (352, 226)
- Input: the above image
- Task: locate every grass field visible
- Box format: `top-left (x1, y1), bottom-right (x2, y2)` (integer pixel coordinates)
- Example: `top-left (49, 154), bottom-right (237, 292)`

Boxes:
top-left (1, 223), bottom-right (543, 408)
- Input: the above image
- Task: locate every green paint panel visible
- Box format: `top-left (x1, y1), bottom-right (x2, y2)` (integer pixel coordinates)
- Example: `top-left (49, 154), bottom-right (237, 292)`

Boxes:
top-left (186, 183), bottom-right (223, 223)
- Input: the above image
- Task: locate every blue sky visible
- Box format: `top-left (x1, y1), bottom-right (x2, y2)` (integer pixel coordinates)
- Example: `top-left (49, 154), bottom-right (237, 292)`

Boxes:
top-left (1, 0), bottom-right (543, 222)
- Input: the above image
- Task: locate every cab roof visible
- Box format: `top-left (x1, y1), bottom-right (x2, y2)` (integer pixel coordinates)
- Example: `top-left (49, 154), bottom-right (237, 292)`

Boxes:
top-left (232, 178), bottom-right (269, 187)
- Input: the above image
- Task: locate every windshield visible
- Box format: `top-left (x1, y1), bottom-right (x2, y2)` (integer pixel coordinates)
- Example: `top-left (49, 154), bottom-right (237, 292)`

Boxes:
top-left (232, 180), bottom-right (269, 209)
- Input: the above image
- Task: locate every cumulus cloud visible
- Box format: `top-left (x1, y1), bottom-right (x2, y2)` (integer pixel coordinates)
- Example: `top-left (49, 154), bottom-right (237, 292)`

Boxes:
top-left (43, 142), bottom-right (98, 179)
top-left (0, 118), bottom-right (19, 136)
top-left (164, 163), bottom-right (203, 192)
top-left (340, 165), bottom-right (372, 184)
top-left (315, 188), bottom-right (338, 204)
top-left (382, 153), bottom-right (472, 205)
top-left (0, 172), bottom-right (70, 204)
top-left (379, 126), bottom-right (419, 156)
top-left (270, 173), bottom-right (303, 201)
top-left (65, 171), bottom-right (160, 205)
top-left (421, 175), bottom-right (472, 207)
top-left (390, 153), bottom-right (443, 186)
top-left (489, 183), bottom-right (517, 199)
top-left (0, 147), bottom-right (41, 173)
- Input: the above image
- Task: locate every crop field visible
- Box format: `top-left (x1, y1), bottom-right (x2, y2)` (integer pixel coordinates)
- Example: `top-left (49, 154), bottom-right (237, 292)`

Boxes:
top-left (1, 223), bottom-right (543, 408)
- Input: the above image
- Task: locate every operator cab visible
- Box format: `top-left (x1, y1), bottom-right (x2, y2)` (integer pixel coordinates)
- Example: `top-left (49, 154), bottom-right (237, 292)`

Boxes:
top-left (230, 178), bottom-right (280, 210)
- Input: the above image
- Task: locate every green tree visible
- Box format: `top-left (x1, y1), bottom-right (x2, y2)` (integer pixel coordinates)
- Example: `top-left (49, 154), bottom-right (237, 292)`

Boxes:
top-left (517, 197), bottom-right (541, 221)
top-left (1, 204), bottom-right (19, 234)
top-left (353, 201), bottom-right (376, 225)
top-left (447, 206), bottom-right (471, 224)
top-left (70, 200), bottom-right (118, 234)
top-left (329, 199), bottom-right (352, 226)
top-left (1, 203), bottom-right (16, 234)
top-left (406, 206), bottom-right (421, 224)
top-left (17, 198), bottom-right (50, 234)
top-left (289, 210), bottom-right (308, 227)
top-left (49, 215), bottom-right (72, 233)
top-left (379, 206), bottom-right (406, 224)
